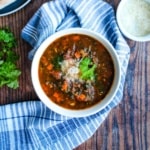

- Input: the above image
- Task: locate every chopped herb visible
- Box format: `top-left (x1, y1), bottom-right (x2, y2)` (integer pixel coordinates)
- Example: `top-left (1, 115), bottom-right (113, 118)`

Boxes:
top-left (0, 28), bottom-right (21, 89)
top-left (52, 55), bottom-right (63, 70)
top-left (79, 57), bottom-right (96, 80)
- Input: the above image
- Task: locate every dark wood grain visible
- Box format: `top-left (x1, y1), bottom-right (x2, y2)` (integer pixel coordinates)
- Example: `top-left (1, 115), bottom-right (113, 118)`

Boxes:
top-left (0, 0), bottom-right (48, 104)
top-left (0, 0), bottom-right (150, 150)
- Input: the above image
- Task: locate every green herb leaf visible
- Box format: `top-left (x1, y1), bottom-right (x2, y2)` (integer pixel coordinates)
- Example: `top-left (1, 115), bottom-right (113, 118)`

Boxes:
top-left (52, 55), bottom-right (63, 70)
top-left (0, 28), bottom-right (21, 89)
top-left (79, 57), bottom-right (96, 80)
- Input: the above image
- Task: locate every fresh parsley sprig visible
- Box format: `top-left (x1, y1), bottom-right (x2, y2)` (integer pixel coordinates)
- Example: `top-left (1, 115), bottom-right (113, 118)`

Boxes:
top-left (79, 57), bottom-right (96, 81)
top-left (0, 28), bottom-right (21, 89)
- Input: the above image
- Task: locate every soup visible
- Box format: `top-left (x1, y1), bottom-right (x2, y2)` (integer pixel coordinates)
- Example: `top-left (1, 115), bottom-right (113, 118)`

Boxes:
top-left (38, 34), bottom-right (114, 109)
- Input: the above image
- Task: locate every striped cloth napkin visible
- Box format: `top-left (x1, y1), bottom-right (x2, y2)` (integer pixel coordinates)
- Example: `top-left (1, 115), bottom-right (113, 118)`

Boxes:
top-left (0, 0), bottom-right (130, 149)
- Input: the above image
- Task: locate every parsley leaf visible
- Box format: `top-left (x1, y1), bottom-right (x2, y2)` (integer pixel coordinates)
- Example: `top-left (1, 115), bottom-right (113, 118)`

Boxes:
top-left (52, 55), bottom-right (63, 70)
top-left (0, 28), bottom-right (21, 89)
top-left (79, 57), bottom-right (96, 81)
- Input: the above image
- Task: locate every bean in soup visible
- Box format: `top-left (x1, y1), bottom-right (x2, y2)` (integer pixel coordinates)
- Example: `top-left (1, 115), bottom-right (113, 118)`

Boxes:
top-left (38, 34), bottom-right (114, 109)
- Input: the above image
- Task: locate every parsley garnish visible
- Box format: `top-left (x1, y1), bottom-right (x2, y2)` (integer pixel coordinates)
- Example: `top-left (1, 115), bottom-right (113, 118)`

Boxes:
top-left (52, 55), bottom-right (63, 70)
top-left (0, 28), bottom-right (21, 89)
top-left (79, 57), bottom-right (96, 81)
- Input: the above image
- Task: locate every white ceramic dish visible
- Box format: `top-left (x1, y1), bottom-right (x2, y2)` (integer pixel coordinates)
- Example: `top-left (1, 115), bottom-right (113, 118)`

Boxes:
top-left (116, 0), bottom-right (150, 42)
top-left (0, 0), bottom-right (31, 17)
top-left (31, 28), bottom-right (121, 117)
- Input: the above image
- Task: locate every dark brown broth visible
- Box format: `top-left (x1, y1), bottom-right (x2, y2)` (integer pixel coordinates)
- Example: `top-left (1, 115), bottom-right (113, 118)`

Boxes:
top-left (38, 34), bottom-right (114, 109)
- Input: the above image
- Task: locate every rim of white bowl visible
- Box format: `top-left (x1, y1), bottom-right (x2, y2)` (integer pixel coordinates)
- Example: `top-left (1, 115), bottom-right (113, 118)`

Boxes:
top-left (116, 0), bottom-right (150, 42)
top-left (31, 28), bottom-right (121, 117)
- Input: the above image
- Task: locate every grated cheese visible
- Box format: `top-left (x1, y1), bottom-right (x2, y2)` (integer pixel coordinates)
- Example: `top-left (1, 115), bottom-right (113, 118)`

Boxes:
top-left (120, 0), bottom-right (150, 36)
top-left (61, 59), bottom-right (80, 82)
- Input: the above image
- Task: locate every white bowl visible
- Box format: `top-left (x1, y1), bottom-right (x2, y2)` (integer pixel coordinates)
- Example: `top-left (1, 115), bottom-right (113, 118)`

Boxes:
top-left (116, 0), bottom-right (150, 42)
top-left (31, 28), bottom-right (121, 117)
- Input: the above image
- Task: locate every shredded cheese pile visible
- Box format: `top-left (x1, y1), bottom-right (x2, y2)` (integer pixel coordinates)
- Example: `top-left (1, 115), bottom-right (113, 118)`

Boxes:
top-left (120, 0), bottom-right (150, 36)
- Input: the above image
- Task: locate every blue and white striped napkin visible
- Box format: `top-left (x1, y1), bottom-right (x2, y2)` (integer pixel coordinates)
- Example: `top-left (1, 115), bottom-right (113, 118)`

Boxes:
top-left (0, 0), bottom-right (130, 149)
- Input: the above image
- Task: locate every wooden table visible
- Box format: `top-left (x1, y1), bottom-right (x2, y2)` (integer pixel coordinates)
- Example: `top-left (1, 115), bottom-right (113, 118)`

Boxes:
top-left (0, 0), bottom-right (150, 149)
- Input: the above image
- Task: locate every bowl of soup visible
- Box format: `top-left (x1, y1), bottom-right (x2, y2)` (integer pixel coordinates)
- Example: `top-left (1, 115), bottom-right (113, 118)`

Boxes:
top-left (31, 28), bottom-right (121, 117)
